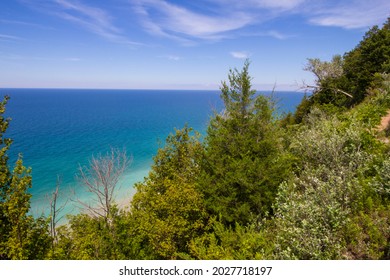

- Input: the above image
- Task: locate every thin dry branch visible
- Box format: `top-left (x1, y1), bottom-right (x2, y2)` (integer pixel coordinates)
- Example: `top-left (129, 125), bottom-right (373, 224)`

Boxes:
top-left (301, 83), bottom-right (353, 98)
top-left (47, 176), bottom-right (69, 243)
top-left (76, 148), bottom-right (131, 224)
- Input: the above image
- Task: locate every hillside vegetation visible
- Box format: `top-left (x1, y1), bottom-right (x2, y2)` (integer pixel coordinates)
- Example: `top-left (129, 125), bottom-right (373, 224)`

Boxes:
top-left (1, 19), bottom-right (389, 260)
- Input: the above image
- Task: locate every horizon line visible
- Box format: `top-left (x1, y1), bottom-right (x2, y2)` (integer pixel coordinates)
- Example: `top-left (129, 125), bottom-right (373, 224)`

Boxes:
top-left (0, 86), bottom-right (306, 93)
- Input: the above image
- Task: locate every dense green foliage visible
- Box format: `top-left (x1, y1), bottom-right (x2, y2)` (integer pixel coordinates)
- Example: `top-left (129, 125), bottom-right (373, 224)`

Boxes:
top-left (1, 19), bottom-right (389, 259)
top-left (292, 18), bottom-right (390, 122)
top-left (344, 19), bottom-right (390, 104)
top-left (198, 61), bottom-right (292, 226)
top-left (275, 111), bottom-right (377, 259)
top-left (0, 96), bottom-right (51, 259)
top-left (130, 126), bottom-right (208, 259)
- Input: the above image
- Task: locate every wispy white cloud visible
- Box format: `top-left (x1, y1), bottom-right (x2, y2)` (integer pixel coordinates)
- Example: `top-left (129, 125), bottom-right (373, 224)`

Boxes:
top-left (308, 0), bottom-right (390, 29)
top-left (18, 0), bottom-right (390, 47)
top-left (132, 0), bottom-right (389, 44)
top-left (230, 51), bottom-right (251, 59)
top-left (266, 30), bottom-right (293, 40)
top-left (159, 54), bottom-right (181, 61)
top-left (22, 0), bottom-right (142, 46)
top-left (215, 0), bottom-right (389, 30)
top-left (65, 57), bottom-right (81, 62)
top-left (0, 19), bottom-right (54, 30)
top-left (0, 34), bottom-right (23, 42)
top-left (210, 0), bottom-right (304, 11)
top-left (246, 0), bottom-right (305, 9)
top-left (166, 55), bottom-right (181, 61)
top-left (238, 29), bottom-right (294, 40)
top-left (133, 0), bottom-right (254, 41)
top-left (54, 0), bottom-right (143, 45)
top-left (0, 53), bottom-right (82, 62)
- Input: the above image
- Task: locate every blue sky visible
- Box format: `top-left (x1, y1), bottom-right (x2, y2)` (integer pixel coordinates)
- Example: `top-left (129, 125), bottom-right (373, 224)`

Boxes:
top-left (0, 0), bottom-right (389, 90)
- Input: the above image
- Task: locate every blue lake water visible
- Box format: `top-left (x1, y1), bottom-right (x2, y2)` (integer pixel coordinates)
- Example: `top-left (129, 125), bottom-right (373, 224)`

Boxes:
top-left (1, 89), bottom-right (304, 217)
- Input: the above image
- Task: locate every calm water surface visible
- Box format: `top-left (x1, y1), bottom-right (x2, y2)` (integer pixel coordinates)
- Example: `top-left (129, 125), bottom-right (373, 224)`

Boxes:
top-left (2, 89), bottom-right (304, 216)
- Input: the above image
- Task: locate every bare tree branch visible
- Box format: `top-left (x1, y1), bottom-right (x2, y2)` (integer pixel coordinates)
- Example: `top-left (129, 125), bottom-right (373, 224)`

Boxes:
top-left (76, 148), bottom-right (131, 225)
top-left (46, 176), bottom-right (69, 244)
top-left (301, 83), bottom-right (353, 98)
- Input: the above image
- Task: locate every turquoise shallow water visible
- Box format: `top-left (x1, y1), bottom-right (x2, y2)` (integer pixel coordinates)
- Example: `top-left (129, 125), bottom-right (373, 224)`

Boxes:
top-left (2, 89), bottom-right (304, 216)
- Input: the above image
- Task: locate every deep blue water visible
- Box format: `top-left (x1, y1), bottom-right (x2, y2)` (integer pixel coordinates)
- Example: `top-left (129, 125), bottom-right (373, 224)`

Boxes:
top-left (1, 89), bottom-right (304, 216)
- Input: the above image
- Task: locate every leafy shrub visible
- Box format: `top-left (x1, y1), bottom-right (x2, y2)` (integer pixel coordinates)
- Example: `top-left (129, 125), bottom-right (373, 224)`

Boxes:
top-left (274, 109), bottom-right (373, 259)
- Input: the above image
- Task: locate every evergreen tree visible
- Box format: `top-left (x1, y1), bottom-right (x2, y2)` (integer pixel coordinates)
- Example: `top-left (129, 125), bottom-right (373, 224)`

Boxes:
top-left (343, 17), bottom-right (390, 104)
top-left (199, 61), bottom-right (291, 226)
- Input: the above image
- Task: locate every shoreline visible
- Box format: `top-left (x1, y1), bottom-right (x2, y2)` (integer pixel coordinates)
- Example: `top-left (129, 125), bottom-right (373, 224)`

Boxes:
top-left (30, 166), bottom-right (150, 224)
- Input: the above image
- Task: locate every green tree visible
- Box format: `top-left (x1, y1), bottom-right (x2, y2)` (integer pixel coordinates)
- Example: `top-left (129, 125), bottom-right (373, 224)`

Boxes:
top-left (304, 55), bottom-right (351, 105)
top-left (0, 96), bottom-right (12, 259)
top-left (52, 205), bottom-right (130, 260)
top-left (343, 18), bottom-right (390, 104)
top-left (0, 96), bottom-right (51, 259)
top-left (199, 61), bottom-right (291, 226)
top-left (294, 18), bottom-right (390, 122)
top-left (53, 148), bottom-right (132, 260)
top-left (130, 126), bottom-right (208, 259)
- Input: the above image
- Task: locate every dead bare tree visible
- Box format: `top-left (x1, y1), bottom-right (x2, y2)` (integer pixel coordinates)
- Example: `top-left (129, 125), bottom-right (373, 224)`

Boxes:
top-left (76, 148), bottom-right (131, 226)
top-left (47, 176), bottom-right (69, 244)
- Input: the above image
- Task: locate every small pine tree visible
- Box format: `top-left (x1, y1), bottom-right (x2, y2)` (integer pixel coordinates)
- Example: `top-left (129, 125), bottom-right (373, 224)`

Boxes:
top-left (199, 61), bottom-right (291, 226)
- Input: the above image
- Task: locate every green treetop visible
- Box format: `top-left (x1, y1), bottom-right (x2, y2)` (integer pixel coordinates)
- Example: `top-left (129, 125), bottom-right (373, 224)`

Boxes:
top-left (199, 61), bottom-right (291, 226)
